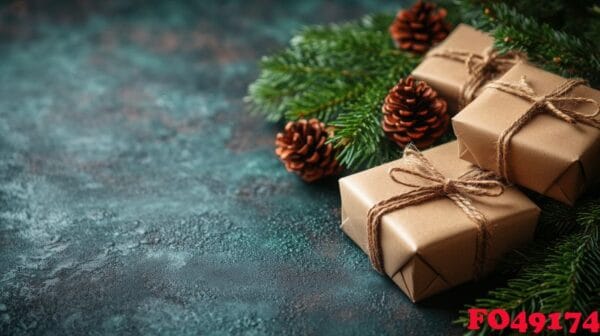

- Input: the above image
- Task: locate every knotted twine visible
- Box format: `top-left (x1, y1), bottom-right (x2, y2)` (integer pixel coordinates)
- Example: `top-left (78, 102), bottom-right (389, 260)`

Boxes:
top-left (486, 76), bottom-right (600, 182)
top-left (366, 145), bottom-right (505, 279)
top-left (428, 47), bottom-right (524, 108)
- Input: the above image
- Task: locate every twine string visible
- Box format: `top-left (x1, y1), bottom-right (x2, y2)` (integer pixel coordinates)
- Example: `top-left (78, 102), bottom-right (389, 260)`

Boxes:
top-left (366, 145), bottom-right (505, 278)
top-left (486, 76), bottom-right (600, 181)
top-left (429, 47), bottom-right (524, 108)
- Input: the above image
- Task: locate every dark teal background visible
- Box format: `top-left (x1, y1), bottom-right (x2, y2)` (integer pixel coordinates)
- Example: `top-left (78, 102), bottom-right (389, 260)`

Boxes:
top-left (0, 1), bottom-right (493, 335)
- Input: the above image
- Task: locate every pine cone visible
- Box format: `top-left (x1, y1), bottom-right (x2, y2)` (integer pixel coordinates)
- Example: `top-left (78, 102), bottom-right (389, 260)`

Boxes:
top-left (275, 119), bottom-right (341, 182)
top-left (382, 76), bottom-right (449, 149)
top-left (389, 0), bottom-right (451, 54)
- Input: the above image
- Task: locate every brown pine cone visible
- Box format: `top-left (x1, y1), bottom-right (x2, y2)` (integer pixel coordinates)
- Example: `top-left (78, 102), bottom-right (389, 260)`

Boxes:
top-left (389, 0), bottom-right (451, 54)
top-left (382, 76), bottom-right (449, 149)
top-left (275, 119), bottom-right (341, 182)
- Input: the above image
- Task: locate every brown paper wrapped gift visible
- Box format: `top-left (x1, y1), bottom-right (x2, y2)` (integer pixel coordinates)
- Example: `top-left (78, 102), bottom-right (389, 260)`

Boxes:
top-left (453, 63), bottom-right (600, 205)
top-left (412, 24), bottom-right (523, 112)
top-left (339, 141), bottom-right (539, 302)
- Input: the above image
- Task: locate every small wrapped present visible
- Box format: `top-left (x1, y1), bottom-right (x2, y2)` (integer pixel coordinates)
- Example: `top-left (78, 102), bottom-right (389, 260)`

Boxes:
top-left (412, 24), bottom-right (524, 112)
top-left (453, 63), bottom-right (600, 205)
top-left (339, 141), bottom-right (540, 302)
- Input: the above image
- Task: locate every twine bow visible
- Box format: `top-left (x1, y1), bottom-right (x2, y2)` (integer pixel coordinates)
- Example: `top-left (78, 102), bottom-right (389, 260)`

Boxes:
top-left (366, 145), bottom-right (505, 279)
top-left (486, 76), bottom-right (600, 181)
top-left (429, 47), bottom-right (524, 108)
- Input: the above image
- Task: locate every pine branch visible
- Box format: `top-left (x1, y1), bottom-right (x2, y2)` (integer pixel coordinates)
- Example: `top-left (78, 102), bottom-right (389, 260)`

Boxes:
top-left (456, 0), bottom-right (600, 38)
top-left (246, 13), bottom-right (421, 169)
top-left (456, 196), bottom-right (600, 335)
top-left (246, 14), bottom-right (399, 122)
top-left (328, 80), bottom-right (400, 169)
top-left (455, 0), bottom-right (600, 85)
top-left (457, 232), bottom-right (599, 335)
top-left (292, 14), bottom-right (394, 48)
top-left (327, 50), bottom-right (420, 169)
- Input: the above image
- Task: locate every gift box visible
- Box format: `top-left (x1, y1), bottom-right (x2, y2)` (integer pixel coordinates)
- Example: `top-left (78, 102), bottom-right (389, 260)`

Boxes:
top-left (339, 141), bottom-right (540, 302)
top-left (453, 63), bottom-right (600, 205)
top-left (411, 24), bottom-right (523, 112)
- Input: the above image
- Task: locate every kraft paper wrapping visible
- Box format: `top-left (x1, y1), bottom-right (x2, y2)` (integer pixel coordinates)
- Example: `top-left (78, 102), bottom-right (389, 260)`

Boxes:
top-left (412, 24), bottom-right (496, 112)
top-left (339, 141), bottom-right (540, 302)
top-left (453, 63), bottom-right (600, 205)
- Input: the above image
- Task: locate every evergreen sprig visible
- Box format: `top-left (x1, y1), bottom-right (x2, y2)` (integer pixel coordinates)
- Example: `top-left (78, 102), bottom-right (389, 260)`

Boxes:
top-left (246, 14), bottom-right (422, 169)
top-left (456, 197), bottom-right (600, 335)
top-left (456, 0), bottom-right (600, 86)
top-left (328, 79), bottom-right (401, 169)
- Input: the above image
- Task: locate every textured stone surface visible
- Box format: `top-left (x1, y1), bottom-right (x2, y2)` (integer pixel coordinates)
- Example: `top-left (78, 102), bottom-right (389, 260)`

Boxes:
top-left (0, 1), bottom-right (486, 335)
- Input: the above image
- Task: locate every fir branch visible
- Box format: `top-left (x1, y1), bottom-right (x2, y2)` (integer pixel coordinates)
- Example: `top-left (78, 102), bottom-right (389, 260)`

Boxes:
top-left (325, 51), bottom-right (420, 169)
top-left (457, 231), bottom-right (599, 335)
top-left (286, 81), bottom-right (366, 121)
top-left (456, 196), bottom-right (600, 335)
top-left (328, 80), bottom-right (400, 169)
top-left (455, 0), bottom-right (600, 85)
top-left (246, 14), bottom-right (399, 123)
top-left (246, 13), bottom-right (421, 169)
top-left (292, 14), bottom-right (394, 48)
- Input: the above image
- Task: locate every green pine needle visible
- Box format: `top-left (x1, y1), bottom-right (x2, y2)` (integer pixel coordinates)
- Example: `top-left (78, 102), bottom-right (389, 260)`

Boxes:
top-left (246, 13), bottom-right (421, 169)
top-left (456, 196), bottom-right (600, 335)
top-left (456, 0), bottom-right (600, 85)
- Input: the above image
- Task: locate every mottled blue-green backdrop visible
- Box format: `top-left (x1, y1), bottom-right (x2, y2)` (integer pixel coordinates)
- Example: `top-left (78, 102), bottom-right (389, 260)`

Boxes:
top-left (0, 1), bottom-right (495, 335)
